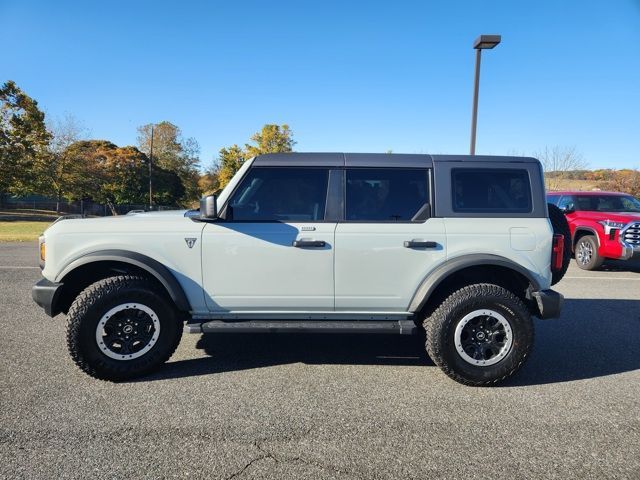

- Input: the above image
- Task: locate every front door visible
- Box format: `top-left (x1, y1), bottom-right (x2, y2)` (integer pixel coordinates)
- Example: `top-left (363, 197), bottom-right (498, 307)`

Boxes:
top-left (202, 166), bottom-right (335, 312)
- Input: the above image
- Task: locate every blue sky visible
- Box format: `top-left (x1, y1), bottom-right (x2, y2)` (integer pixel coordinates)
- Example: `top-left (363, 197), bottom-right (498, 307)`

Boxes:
top-left (2, 0), bottom-right (639, 169)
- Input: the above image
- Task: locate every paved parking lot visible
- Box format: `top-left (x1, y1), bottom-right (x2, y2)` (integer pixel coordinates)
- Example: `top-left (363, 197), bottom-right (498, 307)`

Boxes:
top-left (1, 242), bottom-right (639, 479)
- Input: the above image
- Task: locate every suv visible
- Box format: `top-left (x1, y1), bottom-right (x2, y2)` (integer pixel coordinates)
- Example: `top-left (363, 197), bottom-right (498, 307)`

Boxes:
top-left (547, 190), bottom-right (640, 270)
top-left (33, 153), bottom-right (566, 386)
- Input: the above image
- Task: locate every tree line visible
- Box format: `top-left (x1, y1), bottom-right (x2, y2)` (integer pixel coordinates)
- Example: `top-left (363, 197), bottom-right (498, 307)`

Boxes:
top-left (3, 79), bottom-right (637, 211)
top-left (1, 80), bottom-right (294, 212)
top-left (537, 146), bottom-right (640, 195)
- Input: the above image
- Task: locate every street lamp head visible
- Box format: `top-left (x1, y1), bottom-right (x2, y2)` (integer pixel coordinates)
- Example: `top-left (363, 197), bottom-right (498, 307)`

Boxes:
top-left (473, 34), bottom-right (501, 49)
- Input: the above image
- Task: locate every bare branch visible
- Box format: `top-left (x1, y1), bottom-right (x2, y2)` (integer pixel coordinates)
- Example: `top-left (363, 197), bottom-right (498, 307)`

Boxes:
top-left (535, 146), bottom-right (588, 191)
top-left (47, 114), bottom-right (89, 154)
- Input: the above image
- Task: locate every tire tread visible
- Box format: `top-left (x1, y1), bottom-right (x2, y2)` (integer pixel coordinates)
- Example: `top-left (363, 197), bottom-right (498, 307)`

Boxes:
top-left (66, 275), bottom-right (182, 381)
top-left (424, 283), bottom-right (533, 386)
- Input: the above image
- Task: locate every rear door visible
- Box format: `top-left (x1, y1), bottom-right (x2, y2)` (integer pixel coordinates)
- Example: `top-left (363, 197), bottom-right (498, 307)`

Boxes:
top-left (334, 166), bottom-right (446, 311)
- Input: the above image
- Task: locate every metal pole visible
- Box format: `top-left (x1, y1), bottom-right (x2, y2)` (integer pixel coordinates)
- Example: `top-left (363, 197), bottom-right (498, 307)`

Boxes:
top-left (470, 48), bottom-right (482, 155)
top-left (149, 125), bottom-right (154, 210)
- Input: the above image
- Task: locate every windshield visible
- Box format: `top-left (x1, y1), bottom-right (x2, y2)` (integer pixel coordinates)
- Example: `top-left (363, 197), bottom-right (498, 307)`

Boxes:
top-left (575, 195), bottom-right (640, 213)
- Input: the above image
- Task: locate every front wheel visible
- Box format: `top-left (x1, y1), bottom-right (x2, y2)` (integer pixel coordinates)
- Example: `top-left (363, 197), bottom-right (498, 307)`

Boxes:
top-left (424, 284), bottom-right (533, 386)
top-left (66, 275), bottom-right (182, 381)
top-left (575, 235), bottom-right (604, 270)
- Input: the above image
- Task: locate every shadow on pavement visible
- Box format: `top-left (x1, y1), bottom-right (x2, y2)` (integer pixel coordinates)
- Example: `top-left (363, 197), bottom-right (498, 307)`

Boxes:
top-left (145, 298), bottom-right (640, 386)
top-left (601, 258), bottom-right (640, 273)
top-left (145, 332), bottom-right (430, 381)
top-left (505, 298), bottom-right (640, 386)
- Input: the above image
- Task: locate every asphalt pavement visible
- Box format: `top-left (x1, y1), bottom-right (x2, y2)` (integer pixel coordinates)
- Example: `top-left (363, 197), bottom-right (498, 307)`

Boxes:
top-left (1, 242), bottom-right (639, 479)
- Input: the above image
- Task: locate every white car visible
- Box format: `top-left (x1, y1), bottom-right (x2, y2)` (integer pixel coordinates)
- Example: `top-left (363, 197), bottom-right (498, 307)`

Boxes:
top-left (33, 153), bottom-right (567, 385)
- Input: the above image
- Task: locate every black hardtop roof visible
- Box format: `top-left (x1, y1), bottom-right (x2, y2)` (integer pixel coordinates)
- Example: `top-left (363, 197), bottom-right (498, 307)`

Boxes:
top-left (252, 152), bottom-right (539, 168)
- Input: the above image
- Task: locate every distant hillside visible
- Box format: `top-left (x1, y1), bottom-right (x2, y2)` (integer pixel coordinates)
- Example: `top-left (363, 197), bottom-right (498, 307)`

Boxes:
top-left (545, 169), bottom-right (639, 196)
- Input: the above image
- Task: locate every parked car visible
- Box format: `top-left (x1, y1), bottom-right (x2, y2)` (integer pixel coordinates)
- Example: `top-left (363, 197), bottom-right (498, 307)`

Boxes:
top-left (33, 153), bottom-right (569, 386)
top-left (547, 190), bottom-right (640, 270)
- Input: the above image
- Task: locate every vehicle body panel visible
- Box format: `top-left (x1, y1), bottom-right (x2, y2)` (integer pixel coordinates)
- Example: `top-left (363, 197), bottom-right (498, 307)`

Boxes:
top-left (334, 219), bottom-right (447, 311)
top-left (443, 217), bottom-right (553, 290)
top-left (41, 213), bottom-right (207, 312)
top-left (201, 222), bottom-right (336, 311)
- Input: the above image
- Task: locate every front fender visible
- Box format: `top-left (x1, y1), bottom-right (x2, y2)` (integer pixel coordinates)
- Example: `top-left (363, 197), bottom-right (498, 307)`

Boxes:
top-left (56, 250), bottom-right (191, 312)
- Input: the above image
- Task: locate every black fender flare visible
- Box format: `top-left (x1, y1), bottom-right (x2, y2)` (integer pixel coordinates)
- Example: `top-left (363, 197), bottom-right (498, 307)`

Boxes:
top-left (407, 254), bottom-right (542, 313)
top-left (57, 250), bottom-right (191, 312)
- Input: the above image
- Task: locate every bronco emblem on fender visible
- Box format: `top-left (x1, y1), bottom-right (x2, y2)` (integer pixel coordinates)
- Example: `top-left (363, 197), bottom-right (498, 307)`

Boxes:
top-left (184, 238), bottom-right (197, 248)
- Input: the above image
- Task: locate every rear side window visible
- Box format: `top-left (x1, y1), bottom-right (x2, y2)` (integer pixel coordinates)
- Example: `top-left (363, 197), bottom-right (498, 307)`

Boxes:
top-left (345, 168), bottom-right (429, 222)
top-left (452, 169), bottom-right (532, 213)
top-left (228, 167), bottom-right (328, 221)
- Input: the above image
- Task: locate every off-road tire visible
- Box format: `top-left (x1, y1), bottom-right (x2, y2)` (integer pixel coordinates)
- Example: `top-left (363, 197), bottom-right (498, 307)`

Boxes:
top-left (424, 284), bottom-right (533, 386)
top-left (574, 234), bottom-right (604, 271)
top-left (66, 275), bottom-right (182, 381)
top-left (547, 203), bottom-right (571, 285)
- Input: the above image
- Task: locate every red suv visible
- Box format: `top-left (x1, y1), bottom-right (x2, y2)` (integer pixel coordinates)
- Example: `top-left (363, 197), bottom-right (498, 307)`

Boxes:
top-left (547, 191), bottom-right (640, 270)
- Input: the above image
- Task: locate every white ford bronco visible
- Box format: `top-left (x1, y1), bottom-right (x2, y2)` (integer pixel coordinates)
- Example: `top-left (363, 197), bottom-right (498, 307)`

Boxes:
top-left (33, 153), bottom-right (568, 386)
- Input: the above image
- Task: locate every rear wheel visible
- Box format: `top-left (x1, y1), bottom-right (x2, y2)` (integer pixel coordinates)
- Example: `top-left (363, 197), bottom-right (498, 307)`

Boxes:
top-left (424, 284), bottom-right (533, 386)
top-left (575, 235), bottom-right (604, 270)
top-left (66, 275), bottom-right (182, 381)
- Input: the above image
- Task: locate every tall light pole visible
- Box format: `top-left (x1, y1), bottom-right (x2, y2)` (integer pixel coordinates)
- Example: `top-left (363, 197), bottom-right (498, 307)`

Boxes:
top-left (149, 125), bottom-right (154, 210)
top-left (470, 34), bottom-right (501, 155)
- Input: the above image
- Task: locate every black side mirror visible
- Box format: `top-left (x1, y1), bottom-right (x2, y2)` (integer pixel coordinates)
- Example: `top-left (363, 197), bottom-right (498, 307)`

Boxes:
top-left (200, 195), bottom-right (218, 219)
top-left (561, 203), bottom-right (575, 214)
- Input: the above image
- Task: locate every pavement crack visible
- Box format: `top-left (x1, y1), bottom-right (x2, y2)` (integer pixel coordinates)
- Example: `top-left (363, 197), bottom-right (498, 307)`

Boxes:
top-left (224, 453), bottom-right (271, 480)
top-left (252, 431), bottom-right (368, 480)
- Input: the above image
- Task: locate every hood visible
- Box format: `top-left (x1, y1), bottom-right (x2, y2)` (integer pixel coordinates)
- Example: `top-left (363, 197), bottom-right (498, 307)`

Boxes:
top-left (45, 209), bottom-right (190, 235)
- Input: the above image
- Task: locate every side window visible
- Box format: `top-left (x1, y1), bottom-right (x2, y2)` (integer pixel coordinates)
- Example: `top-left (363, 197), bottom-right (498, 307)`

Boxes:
top-left (557, 195), bottom-right (574, 210)
top-left (451, 169), bottom-right (532, 213)
top-left (228, 167), bottom-right (329, 221)
top-left (345, 168), bottom-right (429, 222)
top-left (575, 196), bottom-right (593, 211)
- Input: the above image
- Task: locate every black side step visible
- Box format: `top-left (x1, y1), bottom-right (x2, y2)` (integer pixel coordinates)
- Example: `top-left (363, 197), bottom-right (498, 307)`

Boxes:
top-left (185, 320), bottom-right (417, 335)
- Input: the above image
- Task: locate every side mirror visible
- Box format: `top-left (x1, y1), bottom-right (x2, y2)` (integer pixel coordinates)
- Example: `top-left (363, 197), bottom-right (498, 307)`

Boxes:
top-left (561, 203), bottom-right (575, 214)
top-left (200, 195), bottom-right (218, 219)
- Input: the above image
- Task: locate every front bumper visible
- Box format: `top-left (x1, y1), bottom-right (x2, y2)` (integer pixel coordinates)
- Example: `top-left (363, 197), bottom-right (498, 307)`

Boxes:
top-left (619, 244), bottom-right (636, 260)
top-left (531, 289), bottom-right (564, 319)
top-left (32, 278), bottom-right (64, 317)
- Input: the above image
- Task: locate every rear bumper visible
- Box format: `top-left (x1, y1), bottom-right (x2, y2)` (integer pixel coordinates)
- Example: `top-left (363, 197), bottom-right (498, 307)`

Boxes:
top-left (32, 278), bottom-right (64, 317)
top-left (531, 289), bottom-right (564, 319)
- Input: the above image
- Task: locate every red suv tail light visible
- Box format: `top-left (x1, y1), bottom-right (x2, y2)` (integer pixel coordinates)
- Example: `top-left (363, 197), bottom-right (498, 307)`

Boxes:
top-left (551, 234), bottom-right (564, 271)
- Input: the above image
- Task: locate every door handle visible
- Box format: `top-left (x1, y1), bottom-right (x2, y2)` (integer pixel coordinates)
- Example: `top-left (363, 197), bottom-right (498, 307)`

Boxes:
top-left (404, 240), bottom-right (437, 248)
top-left (293, 239), bottom-right (326, 248)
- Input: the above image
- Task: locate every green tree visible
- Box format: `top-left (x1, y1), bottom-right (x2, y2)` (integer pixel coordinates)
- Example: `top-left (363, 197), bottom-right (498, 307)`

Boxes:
top-left (137, 121), bottom-right (201, 205)
top-left (215, 144), bottom-right (245, 188)
top-left (0, 80), bottom-right (51, 197)
top-left (198, 171), bottom-right (220, 196)
top-left (64, 140), bottom-right (184, 207)
top-left (245, 124), bottom-right (295, 157)
top-left (214, 124), bottom-right (295, 189)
